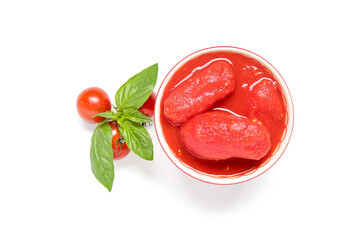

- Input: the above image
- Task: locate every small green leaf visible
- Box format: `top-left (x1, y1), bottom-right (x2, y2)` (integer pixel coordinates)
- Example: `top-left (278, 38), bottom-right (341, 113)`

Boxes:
top-left (115, 63), bottom-right (158, 110)
top-left (123, 108), bottom-right (152, 123)
top-left (92, 111), bottom-right (115, 119)
top-left (90, 122), bottom-right (114, 191)
top-left (118, 119), bottom-right (153, 160)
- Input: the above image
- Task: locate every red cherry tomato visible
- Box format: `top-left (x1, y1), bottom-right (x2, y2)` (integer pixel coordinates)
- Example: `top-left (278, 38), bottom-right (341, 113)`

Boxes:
top-left (109, 121), bottom-right (130, 160)
top-left (138, 92), bottom-right (156, 118)
top-left (77, 87), bottom-right (111, 124)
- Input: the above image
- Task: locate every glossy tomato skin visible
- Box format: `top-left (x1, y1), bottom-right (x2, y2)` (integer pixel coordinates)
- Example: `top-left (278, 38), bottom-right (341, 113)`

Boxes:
top-left (138, 92), bottom-right (156, 118)
top-left (77, 87), bottom-right (111, 124)
top-left (108, 121), bottom-right (130, 160)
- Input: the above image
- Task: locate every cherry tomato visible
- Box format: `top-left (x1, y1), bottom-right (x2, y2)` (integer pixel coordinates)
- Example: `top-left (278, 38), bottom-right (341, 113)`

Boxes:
top-left (77, 87), bottom-right (111, 124)
top-left (138, 91), bottom-right (156, 118)
top-left (109, 121), bottom-right (130, 160)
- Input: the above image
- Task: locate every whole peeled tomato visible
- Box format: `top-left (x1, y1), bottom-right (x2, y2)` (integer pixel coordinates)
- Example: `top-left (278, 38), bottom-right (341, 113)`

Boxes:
top-left (109, 121), bottom-right (130, 160)
top-left (76, 87), bottom-right (111, 124)
top-left (138, 92), bottom-right (156, 118)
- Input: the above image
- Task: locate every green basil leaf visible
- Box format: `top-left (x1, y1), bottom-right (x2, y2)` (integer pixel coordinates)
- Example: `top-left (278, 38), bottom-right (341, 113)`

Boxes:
top-left (118, 119), bottom-right (153, 160)
top-left (115, 63), bottom-right (158, 110)
top-left (92, 111), bottom-right (115, 119)
top-left (90, 122), bottom-right (114, 191)
top-left (123, 108), bottom-right (152, 123)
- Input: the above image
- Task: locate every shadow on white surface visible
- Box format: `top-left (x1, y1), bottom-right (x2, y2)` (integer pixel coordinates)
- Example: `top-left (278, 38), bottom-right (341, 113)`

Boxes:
top-left (176, 174), bottom-right (267, 212)
top-left (78, 118), bottom-right (97, 132)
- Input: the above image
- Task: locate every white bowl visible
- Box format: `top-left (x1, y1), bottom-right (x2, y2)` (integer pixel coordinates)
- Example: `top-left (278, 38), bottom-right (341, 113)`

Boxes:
top-left (154, 46), bottom-right (294, 184)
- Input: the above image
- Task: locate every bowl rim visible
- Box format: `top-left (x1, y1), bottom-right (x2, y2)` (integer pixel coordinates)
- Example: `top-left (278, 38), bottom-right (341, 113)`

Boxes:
top-left (154, 46), bottom-right (294, 185)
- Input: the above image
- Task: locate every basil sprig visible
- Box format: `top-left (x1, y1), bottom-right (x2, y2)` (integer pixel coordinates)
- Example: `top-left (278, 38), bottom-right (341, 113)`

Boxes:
top-left (90, 63), bottom-right (158, 191)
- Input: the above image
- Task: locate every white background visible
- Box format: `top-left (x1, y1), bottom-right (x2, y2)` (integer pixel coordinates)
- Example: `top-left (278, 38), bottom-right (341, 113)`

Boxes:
top-left (1, 0), bottom-right (359, 239)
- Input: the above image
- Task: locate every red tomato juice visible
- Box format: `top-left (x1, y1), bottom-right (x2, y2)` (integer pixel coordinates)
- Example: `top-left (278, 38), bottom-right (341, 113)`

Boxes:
top-left (160, 51), bottom-right (287, 177)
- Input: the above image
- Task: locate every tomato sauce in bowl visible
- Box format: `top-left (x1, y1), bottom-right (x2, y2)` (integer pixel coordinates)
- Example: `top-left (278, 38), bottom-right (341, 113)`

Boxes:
top-left (155, 47), bottom-right (293, 184)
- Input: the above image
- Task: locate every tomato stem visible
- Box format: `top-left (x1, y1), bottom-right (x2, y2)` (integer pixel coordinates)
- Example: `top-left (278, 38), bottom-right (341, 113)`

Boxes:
top-left (115, 136), bottom-right (125, 153)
